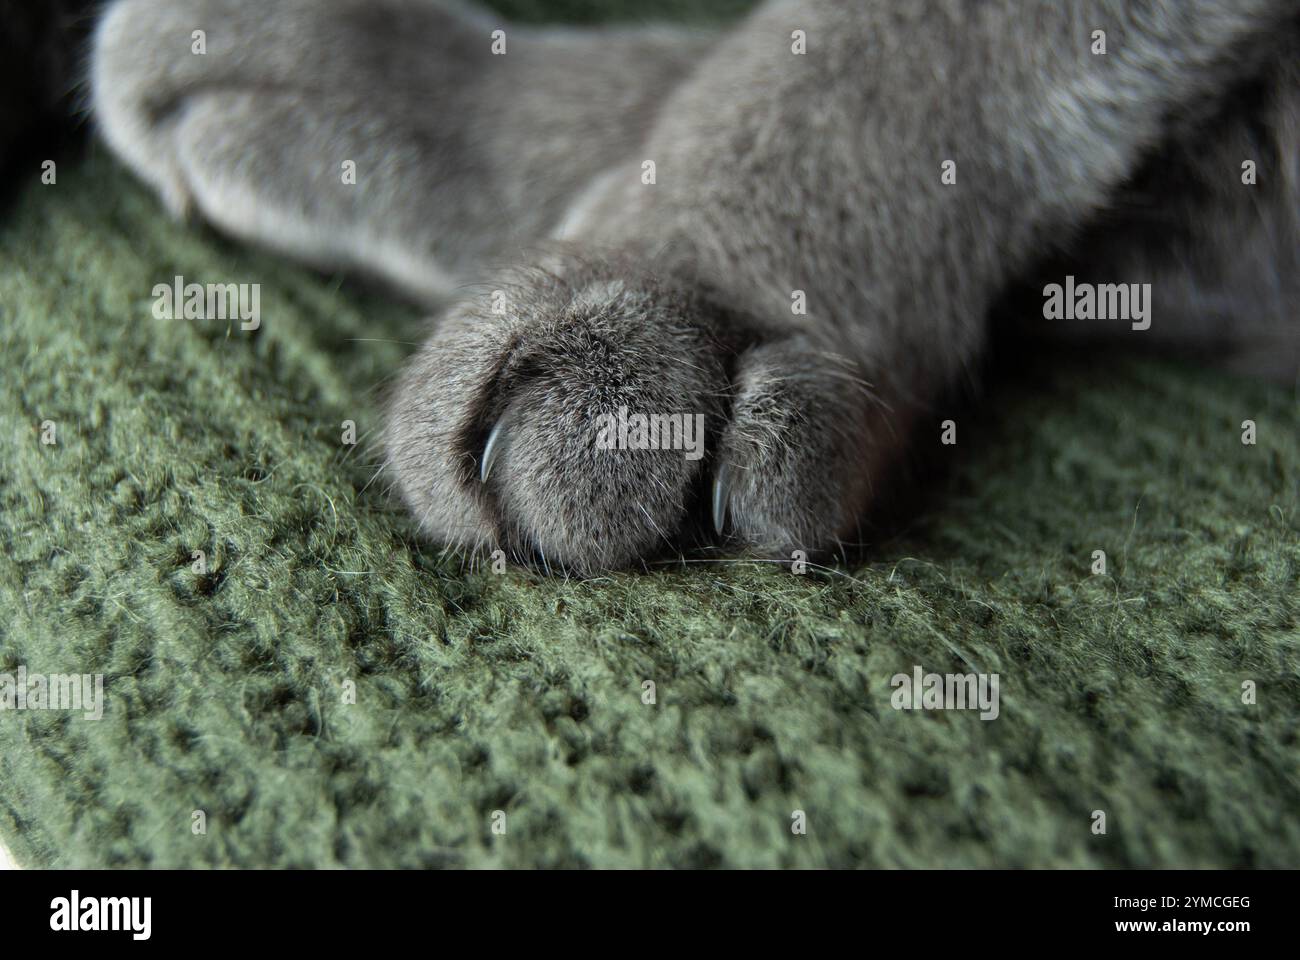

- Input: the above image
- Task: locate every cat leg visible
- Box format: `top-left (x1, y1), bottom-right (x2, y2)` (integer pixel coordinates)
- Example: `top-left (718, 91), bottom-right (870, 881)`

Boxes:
top-left (1011, 30), bottom-right (1299, 382)
top-left (387, 0), bottom-right (1298, 571)
top-left (92, 0), bottom-right (711, 301)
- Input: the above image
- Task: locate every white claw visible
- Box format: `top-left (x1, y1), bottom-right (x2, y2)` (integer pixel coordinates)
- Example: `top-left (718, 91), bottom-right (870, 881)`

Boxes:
top-left (712, 463), bottom-right (731, 536)
top-left (480, 420), bottom-right (506, 483)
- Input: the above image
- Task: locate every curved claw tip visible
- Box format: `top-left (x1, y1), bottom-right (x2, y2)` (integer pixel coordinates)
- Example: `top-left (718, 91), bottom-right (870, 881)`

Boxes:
top-left (712, 463), bottom-right (731, 536)
top-left (480, 419), bottom-right (506, 484)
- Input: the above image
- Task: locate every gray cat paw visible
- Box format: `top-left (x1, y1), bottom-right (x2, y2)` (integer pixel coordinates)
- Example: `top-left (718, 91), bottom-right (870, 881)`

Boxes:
top-left (385, 255), bottom-right (889, 573)
top-left (92, 0), bottom-right (510, 300)
top-left (92, 0), bottom-right (709, 302)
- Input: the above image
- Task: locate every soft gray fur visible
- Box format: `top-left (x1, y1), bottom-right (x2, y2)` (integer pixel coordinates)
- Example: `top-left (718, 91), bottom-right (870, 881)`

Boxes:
top-left (92, 0), bottom-right (1298, 573)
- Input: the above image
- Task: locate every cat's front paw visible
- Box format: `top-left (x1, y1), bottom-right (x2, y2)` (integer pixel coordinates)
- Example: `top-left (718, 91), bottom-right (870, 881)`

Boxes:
top-left (92, 0), bottom-right (519, 300)
top-left (384, 256), bottom-right (892, 573)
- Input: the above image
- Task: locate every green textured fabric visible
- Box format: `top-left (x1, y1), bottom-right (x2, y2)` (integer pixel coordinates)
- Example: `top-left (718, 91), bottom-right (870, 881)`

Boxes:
top-left (2, 1), bottom-right (1298, 869)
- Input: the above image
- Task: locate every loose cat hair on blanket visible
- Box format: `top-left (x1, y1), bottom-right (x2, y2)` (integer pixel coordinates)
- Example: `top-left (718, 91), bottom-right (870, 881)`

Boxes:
top-left (87, 0), bottom-right (1298, 573)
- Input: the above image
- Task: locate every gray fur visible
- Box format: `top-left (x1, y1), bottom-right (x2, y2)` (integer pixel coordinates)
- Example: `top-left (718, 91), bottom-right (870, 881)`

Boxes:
top-left (92, 0), bottom-right (1299, 573)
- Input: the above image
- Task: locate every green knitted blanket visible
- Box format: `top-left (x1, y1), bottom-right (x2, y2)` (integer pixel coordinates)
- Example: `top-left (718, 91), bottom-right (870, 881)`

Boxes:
top-left (1, 0), bottom-right (1297, 868)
